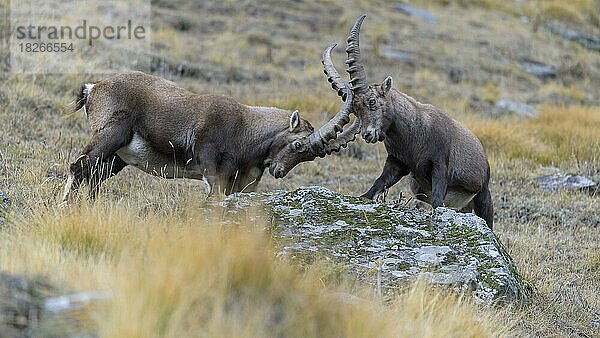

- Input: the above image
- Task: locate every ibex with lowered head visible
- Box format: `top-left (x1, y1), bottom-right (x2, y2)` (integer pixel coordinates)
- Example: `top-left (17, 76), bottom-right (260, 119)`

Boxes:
top-left (318, 15), bottom-right (494, 228)
top-left (62, 71), bottom-right (357, 202)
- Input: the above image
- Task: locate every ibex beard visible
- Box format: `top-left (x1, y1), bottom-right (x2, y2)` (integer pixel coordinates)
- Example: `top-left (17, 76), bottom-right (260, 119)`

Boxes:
top-left (62, 71), bottom-right (357, 204)
top-left (316, 15), bottom-right (494, 229)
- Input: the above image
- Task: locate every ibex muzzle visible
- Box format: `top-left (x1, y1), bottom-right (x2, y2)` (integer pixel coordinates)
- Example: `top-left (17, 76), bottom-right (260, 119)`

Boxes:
top-left (62, 72), bottom-right (356, 203)
top-left (317, 15), bottom-right (494, 229)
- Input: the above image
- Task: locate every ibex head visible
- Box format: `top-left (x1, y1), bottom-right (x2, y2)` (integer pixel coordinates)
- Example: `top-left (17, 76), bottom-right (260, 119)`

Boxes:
top-left (273, 17), bottom-right (398, 177)
top-left (268, 110), bottom-right (315, 178)
top-left (270, 86), bottom-right (360, 178)
top-left (322, 15), bottom-right (393, 144)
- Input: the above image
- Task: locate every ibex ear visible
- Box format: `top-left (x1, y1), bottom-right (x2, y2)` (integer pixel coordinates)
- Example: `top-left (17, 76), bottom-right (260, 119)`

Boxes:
top-left (381, 76), bottom-right (393, 96)
top-left (289, 110), bottom-right (300, 131)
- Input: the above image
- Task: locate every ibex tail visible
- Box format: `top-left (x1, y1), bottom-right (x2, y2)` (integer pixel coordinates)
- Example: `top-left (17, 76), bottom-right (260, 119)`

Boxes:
top-left (73, 83), bottom-right (95, 116)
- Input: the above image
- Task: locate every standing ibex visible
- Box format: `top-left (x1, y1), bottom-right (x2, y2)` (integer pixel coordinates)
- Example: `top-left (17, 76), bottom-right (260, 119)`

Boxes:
top-left (318, 15), bottom-right (494, 228)
top-left (61, 71), bottom-right (357, 203)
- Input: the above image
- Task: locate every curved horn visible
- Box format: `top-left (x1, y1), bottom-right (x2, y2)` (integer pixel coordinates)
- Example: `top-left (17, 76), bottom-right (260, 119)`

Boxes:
top-left (308, 86), bottom-right (354, 157)
top-left (322, 44), bottom-right (349, 101)
top-left (323, 117), bottom-right (361, 155)
top-left (345, 15), bottom-right (369, 94)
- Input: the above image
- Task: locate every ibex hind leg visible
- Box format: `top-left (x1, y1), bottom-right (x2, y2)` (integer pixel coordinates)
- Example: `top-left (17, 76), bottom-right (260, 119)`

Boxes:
top-left (227, 168), bottom-right (264, 194)
top-left (473, 185), bottom-right (494, 229)
top-left (409, 176), bottom-right (427, 201)
top-left (459, 200), bottom-right (474, 213)
top-left (62, 123), bottom-right (131, 204)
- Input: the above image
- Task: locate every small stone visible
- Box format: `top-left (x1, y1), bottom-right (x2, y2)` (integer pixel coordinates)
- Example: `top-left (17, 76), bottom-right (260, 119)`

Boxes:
top-left (393, 4), bottom-right (438, 22)
top-left (0, 192), bottom-right (9, 209)
top-left (518, 58), bottom-right (556, 78)
top-left (44, 291), bottom-right (110, 313)
top-left (494, 99), bottom-right (538, 117)
top-left (380, 49), bottom-right (412, 61)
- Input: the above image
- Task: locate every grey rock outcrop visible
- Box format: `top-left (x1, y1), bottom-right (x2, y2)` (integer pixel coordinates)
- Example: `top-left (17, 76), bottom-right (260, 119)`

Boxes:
top-left (221, 186), bottom-right (530, 305)
top-left (548, 25), bottom-right (600, 52)
top-left (535, 173), bottom-right (597, 192)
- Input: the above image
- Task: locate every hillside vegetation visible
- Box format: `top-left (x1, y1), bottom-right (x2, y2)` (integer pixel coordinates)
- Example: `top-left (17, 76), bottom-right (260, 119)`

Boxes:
top-left (0, 0), bottom-right (598, 336)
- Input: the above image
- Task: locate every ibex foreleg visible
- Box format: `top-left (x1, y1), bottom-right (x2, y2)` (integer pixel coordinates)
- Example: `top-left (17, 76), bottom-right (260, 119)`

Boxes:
top-left (60, 154), bottom-right (86, 205)
top-left (361, 155), bottom-right (409, 201)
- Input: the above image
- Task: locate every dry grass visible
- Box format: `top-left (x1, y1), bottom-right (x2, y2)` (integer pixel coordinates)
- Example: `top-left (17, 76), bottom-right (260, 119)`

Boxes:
top-left (465, 105), bottom-right (600, 166)
top-left (533, 0), bottom-right (599, 26)
top-left (438, 0), bottom-right (523, 16)
top-left (479, 82), bottom-right (501, 104)
top-left (494, 213), bottom-right (600, 336)
top-left (1, 0), bottom-right (599, 336)
top-left (434, 0), bottom-right (600, 26)
top-left (538, 82), bottom-right (587, 103)
top-left (0, 205), bottom-right (507, 337)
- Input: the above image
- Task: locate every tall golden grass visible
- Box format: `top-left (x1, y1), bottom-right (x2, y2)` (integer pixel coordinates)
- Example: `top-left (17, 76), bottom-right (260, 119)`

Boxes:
top-left (0, 204), bottom-right (507, 337)
top-left (465, 105), bottom-right (600, 166)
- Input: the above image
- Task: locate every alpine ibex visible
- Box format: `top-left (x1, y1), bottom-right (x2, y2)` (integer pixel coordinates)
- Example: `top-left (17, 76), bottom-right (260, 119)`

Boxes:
top-left (61, 71), bottom-right (357, 202)
top-left (318, 15), bottom-right (494, 228)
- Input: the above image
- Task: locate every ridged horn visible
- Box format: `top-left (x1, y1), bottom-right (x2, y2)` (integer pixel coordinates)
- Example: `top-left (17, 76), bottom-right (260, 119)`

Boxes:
top-left (323, 117), bottom-right (361, 155)
top-left (322, 44), bottom-right (349, 101)
top-left (308, 86), bottom-right (354, 157)
top-left (345, 15), bottom-right (369, 94)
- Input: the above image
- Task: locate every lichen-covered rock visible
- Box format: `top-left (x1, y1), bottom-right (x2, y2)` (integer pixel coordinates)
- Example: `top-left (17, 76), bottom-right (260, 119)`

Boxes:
top-left (221, 186), bottom-right (530, 305)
